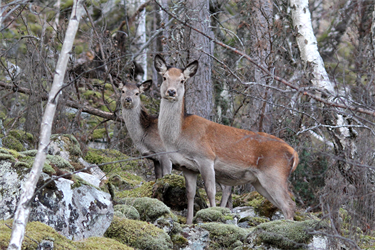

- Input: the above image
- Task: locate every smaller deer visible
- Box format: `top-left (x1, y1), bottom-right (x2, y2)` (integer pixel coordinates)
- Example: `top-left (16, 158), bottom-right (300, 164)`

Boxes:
top-left (119, 80), bottom-right (172, 178)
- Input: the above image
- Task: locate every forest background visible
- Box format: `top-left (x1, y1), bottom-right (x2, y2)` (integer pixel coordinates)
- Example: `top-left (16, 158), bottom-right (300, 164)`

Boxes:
top-left (1, 0), bottom-right (375, 248)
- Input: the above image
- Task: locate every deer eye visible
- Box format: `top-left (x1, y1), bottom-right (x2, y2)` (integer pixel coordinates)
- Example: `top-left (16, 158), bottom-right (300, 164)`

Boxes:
top-left (163, 77), bottom-right (166, 81)
top-left (180, 80), bottom-right (184, 84)
top-left (122, 90), bottom-right (125, 93)
top-left (135, 92), bottom-right (139, 96)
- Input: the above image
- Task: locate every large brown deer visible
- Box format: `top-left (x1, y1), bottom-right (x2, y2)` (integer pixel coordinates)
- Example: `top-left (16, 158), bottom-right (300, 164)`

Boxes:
top-left (154, 54), bottom-right (299, 224)
top-left (119, 80), bottom-right (172, 178)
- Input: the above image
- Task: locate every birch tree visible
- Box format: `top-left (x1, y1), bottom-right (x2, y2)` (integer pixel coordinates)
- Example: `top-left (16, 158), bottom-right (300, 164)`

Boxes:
top-left (7, 1), bottom-right (85, 248)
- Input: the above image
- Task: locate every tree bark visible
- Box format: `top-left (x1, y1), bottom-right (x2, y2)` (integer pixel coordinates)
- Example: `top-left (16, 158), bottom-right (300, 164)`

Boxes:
top-left (184, 0), bottom-right (214, 120)
top-left (7, 1), bottom-right (85, 249)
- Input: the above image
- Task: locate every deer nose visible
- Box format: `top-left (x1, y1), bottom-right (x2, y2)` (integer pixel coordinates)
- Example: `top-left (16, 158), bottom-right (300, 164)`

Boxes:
top-left (167, 89), bottom-right (176, 97)
top-left (125, 97), bottom-right (132, 102)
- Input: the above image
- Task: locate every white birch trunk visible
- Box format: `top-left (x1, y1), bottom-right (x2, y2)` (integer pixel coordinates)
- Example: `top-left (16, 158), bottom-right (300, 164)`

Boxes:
top-left (290, 0), bottom-right (335, 95)
top-left (132, 0), bottom-right (147, 81)
top-left (7, 1), bottom-right (85, 249)
top-left (290, 0), bottom-right (359, 183)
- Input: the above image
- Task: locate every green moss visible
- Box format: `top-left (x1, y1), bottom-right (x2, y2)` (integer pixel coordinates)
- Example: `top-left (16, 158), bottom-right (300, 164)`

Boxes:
top-left (104, 216), bottom-right (172, 250)
top-left (194, 207), bottom-right (232, 223)
top-left (114, 204), bottom-right (140, 220)
top-left (92, 128), bottom-right (107, 140)
top-left (2, 135), bottom-right (24, 151)
top-left (46, 155), bottom-right (74, 172)
top-left (200, 222), bottom-right (250, 249)
top-left (171, 234), bottom-right (188, 248)
top-left (9, 129), bottom-right (33, 142)
top-left (117, 181), bottom-right (154, 198)
top-left (0, 219), bottom-right (76, 249)
top-left (109, 173), bottom-right (143, 190)
top-left (117, 197), bottom-right (174, 222)
top-left (77, 237), bottom-right (134, 249)
top-left (0, 220), bottom-right (133, 250)
top-left (84, 148), bottom-right (141, 173)
top-left (51, 134), bottom-right (82, 159)
top-left (239, 216), bottom-right (270, 227)
top-left (233, 191), bottom-right (278, 218)
top-left (0, 152), bottom-right (16, 162)
top-left (20, 149), bottom-right (37, 157)
top-left (43, 163), bottom-right (56, 175)
top-left (255, 220), bottom-right (320, 249)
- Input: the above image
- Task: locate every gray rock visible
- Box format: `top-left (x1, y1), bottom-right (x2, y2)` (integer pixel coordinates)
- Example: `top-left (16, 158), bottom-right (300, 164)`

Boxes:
top-left (181, 225), bottom-right (210, 250)
top-left (29, 177), bottom-right (113, 240)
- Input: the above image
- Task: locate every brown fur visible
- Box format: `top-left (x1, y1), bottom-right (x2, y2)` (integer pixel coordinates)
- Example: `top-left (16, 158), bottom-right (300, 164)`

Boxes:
top-left (155, 54), bottom-right (299, 224)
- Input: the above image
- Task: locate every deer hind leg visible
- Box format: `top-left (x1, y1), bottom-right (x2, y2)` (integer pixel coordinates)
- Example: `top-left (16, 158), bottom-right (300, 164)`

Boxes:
top-left (253, 175), bottom-right (295, 220)
top-left (160, 155), bottom-right (172, 176)
top-left (152, 159), bottom-right (162, 179)
top-left (220, 184), bottom-right (233, 208)
top-left (184, 170), bottom-right (198, 224)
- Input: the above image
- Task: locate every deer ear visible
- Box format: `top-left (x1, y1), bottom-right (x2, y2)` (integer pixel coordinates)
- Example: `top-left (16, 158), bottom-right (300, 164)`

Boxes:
top-left (118, 82), bottom-right (124, 89)
top-left (154, 55), bottom-right (168, 74)
top-left (183, 60), bottom-right (199, 79)
top-left (138, 80), bottom-right (152, 93)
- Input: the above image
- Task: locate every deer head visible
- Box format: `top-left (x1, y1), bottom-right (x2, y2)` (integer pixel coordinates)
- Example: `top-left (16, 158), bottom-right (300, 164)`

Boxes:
top-left (154, 55), bottom-right (199, 102)
top-left (119, 80), bottom-right (152, 109)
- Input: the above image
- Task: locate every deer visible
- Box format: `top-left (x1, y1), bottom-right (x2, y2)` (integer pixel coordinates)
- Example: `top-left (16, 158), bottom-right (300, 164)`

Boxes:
top-left (119, 79), bottom-right (233, 207)
top-left (154, 54), bottom-right (299, 224)
top-left (119, 80), bottom-right (172, 178)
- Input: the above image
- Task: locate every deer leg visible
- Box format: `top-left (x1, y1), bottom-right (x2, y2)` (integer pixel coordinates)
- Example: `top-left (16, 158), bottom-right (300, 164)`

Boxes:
top-left (184, 170), bottom-right (198, 224)
top-left (152, 159), bottom-right (162, 179)
top-left (199, 161), bottom-right (216, 208)
top-left (220, 184), bottom-right (232, 208)
top-left (160, 155), bottom-right (172, 176)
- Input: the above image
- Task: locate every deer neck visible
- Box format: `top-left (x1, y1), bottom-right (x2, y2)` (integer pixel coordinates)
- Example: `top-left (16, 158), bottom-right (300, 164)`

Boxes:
top-left (159, 96), bottom-right (185, 147)
top-left (122, 104), bottom-right (150, 151)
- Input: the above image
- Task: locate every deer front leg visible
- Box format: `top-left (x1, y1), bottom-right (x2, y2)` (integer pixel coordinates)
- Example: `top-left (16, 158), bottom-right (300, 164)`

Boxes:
top-left (199, 161), bottom-right (216, 208)
top-left (184, 170), bottom-right (198, 224)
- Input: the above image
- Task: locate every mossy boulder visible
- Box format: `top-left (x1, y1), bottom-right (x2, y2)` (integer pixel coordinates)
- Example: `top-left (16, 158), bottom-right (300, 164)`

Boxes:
top-left (49, 134), bottom-right (82, 162)
top-left (116, 180), bottom-right (154, 198)
top-left (233, 191), bottom-right (278, 218)
top-left (114, 204), bottom-right (140, 220)
top-left (238, 216), bottom-right (270, 227)
top-left (152, 174), bottom-right (207, 212)
top-left (200, 222), bottom-right (250, 249)
top-left (117, 197), bottom-right (175, 222)
top-left (2, 134), bottom-right (24, 151)
top-left (251, 219), bottom-right (321, 249)
top-left (105, 216), bottom-right (172, 250)
top-left (0, 220), bottom-right (133, 250)
top-left (194, 207), bottom-right (232, 223)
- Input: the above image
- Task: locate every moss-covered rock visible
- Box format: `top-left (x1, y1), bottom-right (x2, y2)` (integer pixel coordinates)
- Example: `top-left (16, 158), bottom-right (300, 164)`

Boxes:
top-left (2, 134), bottom-right (24, 151)
top-left (117, 197), bottom-right (175, 222)
top-left (252, 219), bottom-right (321, 249)
top-left (200, 222), bottom-right (250, 249)
top-left (116, 180), bottom-right (154, 198)
top-left (152, 174), bottom-right (207, 212)
top-left (50, 134), bottom-right (82, 162)
top-left (233, 191), bottom-right (278, 218)
top-left (114, 204), bottom-right (140, 220)
top-left (104, 216), bottom-right (172, 250)
top-left (194, 207), bottom-right (232, 223)
top-left (238, 216), bottom-right (270, 227)
top-left (46, 155), bottom-right (75, 172)
top-left (0, 220), bottom-right (133, 249)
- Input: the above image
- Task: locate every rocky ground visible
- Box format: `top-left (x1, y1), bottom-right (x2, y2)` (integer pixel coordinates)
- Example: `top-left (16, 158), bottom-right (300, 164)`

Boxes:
top-left (1, 133), bottom-right (374, 249)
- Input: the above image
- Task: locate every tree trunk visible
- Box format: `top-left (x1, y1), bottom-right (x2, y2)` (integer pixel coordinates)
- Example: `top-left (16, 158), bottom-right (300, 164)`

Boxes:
top-left (184, 0), bottom-right (213, 120)
top-left (7, 1), bottom-right (85, 248)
